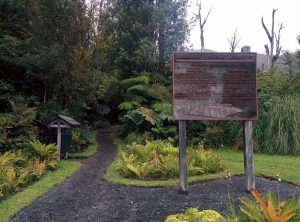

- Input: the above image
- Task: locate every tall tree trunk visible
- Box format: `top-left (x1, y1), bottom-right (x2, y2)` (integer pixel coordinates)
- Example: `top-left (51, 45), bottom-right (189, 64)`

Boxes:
top-left (158, 0), bottom-right (166, 75)
top-left (195, 1), bottom-right (211, 52)
top-left (261, 9), bottom-right (283, 72)
top-left (43, 84), bottom-right (47, 103)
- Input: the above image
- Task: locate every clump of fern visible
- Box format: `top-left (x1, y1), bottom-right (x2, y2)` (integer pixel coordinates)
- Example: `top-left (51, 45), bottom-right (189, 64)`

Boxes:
top-left (115, 140), bottom-right (223, 180)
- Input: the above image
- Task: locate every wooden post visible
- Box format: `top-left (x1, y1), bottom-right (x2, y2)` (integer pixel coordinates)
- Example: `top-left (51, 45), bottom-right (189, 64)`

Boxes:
top-left (57, 120), bottom-right (61, 161)
top-left (179, 120), bottom-right (188, 194)
top-left (243, 120), bottom-right (255, 191)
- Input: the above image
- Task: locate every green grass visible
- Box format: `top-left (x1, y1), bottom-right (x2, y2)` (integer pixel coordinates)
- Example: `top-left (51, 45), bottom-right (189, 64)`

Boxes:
top-left (0, 160), bottom-right (81, 222)
top-left (105, 139), bottom-right (300, 187)
top-left (68, 144), bottom-right (97, 158)
top-left (68, 131), bottom-right (97, 159)
top-left (218, 149), bottom-right (300, 185)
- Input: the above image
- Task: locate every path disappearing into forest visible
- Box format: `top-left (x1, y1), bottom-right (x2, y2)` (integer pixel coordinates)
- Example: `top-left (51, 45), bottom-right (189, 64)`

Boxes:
top-left (12, 132), bottom-right (300, 222)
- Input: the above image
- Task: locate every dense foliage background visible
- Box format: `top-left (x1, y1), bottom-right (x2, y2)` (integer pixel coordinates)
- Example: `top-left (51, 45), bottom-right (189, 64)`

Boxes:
top-left (1, 0), bottom-right (299, 156)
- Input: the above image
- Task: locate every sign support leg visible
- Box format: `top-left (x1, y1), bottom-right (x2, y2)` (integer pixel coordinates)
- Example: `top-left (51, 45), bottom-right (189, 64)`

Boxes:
top-left (57, 121), bottom-right (61, 161)
top-left (243, 120), bottom-right (255, 191)
top-left (179, 120), bottom-right (188, 194)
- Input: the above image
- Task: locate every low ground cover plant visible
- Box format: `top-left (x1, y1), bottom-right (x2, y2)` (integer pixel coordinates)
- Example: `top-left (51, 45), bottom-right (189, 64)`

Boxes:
top-left (165, 208), bottom-right (223, 222)
top-left (115, 140), bottom-right (223, 180)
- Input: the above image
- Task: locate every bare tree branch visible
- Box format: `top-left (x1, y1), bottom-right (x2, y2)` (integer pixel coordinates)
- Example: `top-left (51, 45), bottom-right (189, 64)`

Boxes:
top-left (275, 23), bottom-right (284, 58)
top-left (261, 17), bottom-right (272, 43)
top-left (261, 9), bottom-right (282, 72)
top-left (227, 28), bottom-right (241, 52)
top-left (201, 7), bottom-right (211, 28)
top-left (194, 0), bottom-right (211, 51)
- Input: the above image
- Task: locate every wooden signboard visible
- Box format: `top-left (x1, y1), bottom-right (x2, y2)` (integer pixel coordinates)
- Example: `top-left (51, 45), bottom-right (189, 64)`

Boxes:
top-left (173, 52), bottom-right (257, 120)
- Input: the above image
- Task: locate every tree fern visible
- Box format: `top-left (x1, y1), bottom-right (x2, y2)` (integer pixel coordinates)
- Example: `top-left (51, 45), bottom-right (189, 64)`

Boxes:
top-left (136, 107), bottom-right (158, 125)
top-left (146, 83), bottom-right (171, 102)
top-left (118, 101), bottom-right (140, 111)
top-left (121, 75), bottom-right (149, 86)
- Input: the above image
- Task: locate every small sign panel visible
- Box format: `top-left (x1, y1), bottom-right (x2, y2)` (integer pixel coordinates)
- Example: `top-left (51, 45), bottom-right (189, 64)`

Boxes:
top-left (173, 52), bottom-right (257, 120)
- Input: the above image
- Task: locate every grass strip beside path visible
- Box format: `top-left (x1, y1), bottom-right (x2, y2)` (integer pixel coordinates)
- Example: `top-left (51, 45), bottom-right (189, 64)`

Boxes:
top-left (105, 141), bottom-right (300, 187)
top-left (219, 149), bottom-right (300, 185)
top-left (0, 160), bottom-right (81, 222)
top-left (68, 144), bottom-right (97, 159)
top-left (68, 131), bottom-right (97, 159)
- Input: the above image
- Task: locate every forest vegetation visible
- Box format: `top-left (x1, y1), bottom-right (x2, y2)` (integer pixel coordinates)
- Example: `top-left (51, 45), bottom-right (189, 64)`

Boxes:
top-left (0, 0), bottom-right (300, 213)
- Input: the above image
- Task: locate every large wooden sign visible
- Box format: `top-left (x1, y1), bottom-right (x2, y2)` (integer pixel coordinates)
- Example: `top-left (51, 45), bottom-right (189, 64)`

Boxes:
top-left (173, 52), bottom-right (257, 120)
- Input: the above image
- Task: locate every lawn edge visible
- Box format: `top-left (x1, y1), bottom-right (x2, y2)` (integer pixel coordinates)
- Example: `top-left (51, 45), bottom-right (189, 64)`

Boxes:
top-left (0, 160), bottom-right (81, 222)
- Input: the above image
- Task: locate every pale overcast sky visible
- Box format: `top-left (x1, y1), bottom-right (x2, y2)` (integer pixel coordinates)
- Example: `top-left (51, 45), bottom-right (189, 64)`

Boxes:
top-left (188, 0), bottom-right (300, 54)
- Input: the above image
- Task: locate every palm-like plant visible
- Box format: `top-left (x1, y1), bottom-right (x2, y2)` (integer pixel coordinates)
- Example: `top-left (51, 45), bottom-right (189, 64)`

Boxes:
top-left (240, 189), bottom-right (300, 222)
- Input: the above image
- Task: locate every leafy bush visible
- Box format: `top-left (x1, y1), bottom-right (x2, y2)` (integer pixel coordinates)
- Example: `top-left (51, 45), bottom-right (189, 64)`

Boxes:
top-left (165, 208), bottom-right (223, 222)
top-left (70, 131), bottom-right (88, 152)
top-left (261, 95), bottom-right (300, 155)
top-left (0, 151), bottom-right (26, 198)
top-left (115, 140), bottom-right (223, 180)
top-left (0, 148), bottom-right (56, 200)
top-left (29, 140), bottom-right (57, 161)
top-left (0, 100), bottom-right (38, 152)
top-left (223, 95), bottom-right (300, 155)
top-left (202, 124), bottom-right (225, 148)
top-left (239, 189), bottom-right (300, 222)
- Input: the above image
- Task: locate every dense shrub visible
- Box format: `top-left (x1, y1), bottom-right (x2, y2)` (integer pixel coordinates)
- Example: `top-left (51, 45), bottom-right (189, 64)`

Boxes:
top-left (0, 100), bottom-right (38, 152)
top-left (260, 95), bottom-right (300, 155)
top-left (223, 95), bottom-right (300, 155)
top-left (0, 140), bottom-right (58, 200)
top-left (115, 140), bottom-right (223, 180)
top-left (70, 131), bottom-right (88, 152)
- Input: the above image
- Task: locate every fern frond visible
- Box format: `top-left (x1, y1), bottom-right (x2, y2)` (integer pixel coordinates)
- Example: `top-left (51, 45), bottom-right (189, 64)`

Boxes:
top-left (121, 75), bottom-right (149, 86)
top-left (0, 151), bottom-right (16, 168)
top-left (136, 107), bottom-right (158, 125)
top-left (127, 84), bottom-right (146, 92)
top-left (240, 197), bottom-right (265, 222)
top-left (118, 101), bottom-right (140, 111)
top-left (146, 83), bottom-right (171, 101)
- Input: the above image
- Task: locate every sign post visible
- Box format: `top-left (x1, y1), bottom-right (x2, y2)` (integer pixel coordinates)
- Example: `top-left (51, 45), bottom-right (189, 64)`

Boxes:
top-left (57, 120), bottom-right (61, 161)
top-left (243, 120), bottom-right (255, 190)
top-left (172, 52), bottom-right (257, 192)
top-left (179, 120), bottom-right (188, 193)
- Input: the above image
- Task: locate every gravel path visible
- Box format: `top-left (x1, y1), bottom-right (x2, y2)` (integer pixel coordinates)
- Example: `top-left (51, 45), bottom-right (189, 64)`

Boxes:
top-left (12, 132), bottom-right (300, 222)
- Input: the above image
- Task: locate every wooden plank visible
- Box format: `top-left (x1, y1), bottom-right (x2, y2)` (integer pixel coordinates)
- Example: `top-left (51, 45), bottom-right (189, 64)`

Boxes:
top-left (48, 124), bottom-right (70, 128)
top-left (243, 120), bottom-right (255, 191)
top-left (57, 121), bottom-right (61, 161)
top-left (179, 120), bottom-right (188, 193)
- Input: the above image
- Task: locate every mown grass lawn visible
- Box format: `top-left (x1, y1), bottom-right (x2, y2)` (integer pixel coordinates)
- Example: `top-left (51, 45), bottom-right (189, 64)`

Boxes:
top-left (218, 149), bottom-right (300, 185)
top-left (106, 142), bottom-right (300, 187)
top-left (0, 160), bottom-right (81, 222)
